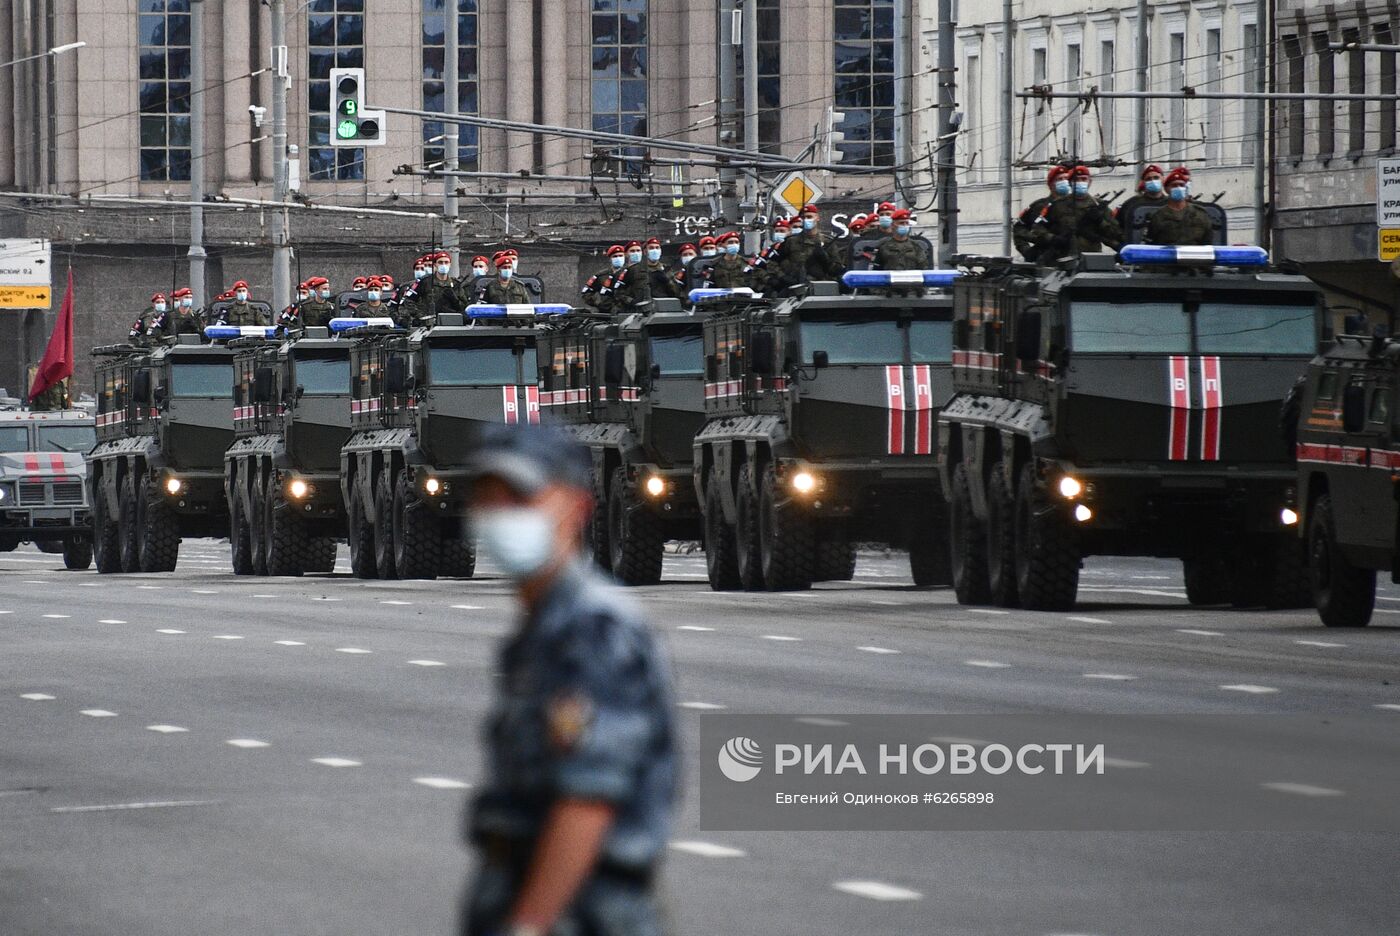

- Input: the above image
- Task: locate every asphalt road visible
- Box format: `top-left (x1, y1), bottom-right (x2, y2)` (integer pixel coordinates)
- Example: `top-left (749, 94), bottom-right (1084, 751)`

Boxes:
top-left (3, 541), bottom-right (1399, 935)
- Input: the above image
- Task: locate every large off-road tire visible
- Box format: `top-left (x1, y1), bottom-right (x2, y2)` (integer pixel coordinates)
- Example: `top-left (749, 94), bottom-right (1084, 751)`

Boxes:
top-left (92, 480), bottom-right (121, 574)
top-left (118, 472), bottom-right (140, 573)
top-left (1183, 555), bottom-right (1231, 606)
top-left (758, 464), bottom-right (814, 591)
top-left (1012, 462), bottom-right (1080, 611)
top-left (815, 523), bottom-right (856, 583)
top-left (704, 471), bottom-right (741, 591)
top-left (909, 534), bottom-right (952, 588)
top-left (1262, 535), bottom-right (1312, 610)
top-left (373, 469), bottom-right (398, 580)
top-left (440, 534), bottom-right (477, 578)
top-left (735, 463), bottom-right (764, 590)
top-left (586, 470), bottom-right (611, 571)
top-left (306, 538), bottom-right (339, 575)
top-left (393, 468), bottom-right (440, 580)
top-left (0, 538), bottom-right (16, 553)
top-left (347, 475), bottom-right (377, 579)
top-left (266, 478), bottom-right (307, 577)
top-left (35, 540), bottom-right (63, 554)
top-left (229, 475), bottom-right (254, 575)
top-left (248, 468), bottom-right (270, 576)
top-left (607, 467), bottom-right (664, 586)
top-left (137, 475), bottom-right (179, 573)
top-left (985, 463), bottom-right (1019, 606)
top-left (1308, 494), bottom-right (1375, 627)
top-left (63, 537), bottom-right (93, 571)
top-left (949, 463), bottom-right (991, 605)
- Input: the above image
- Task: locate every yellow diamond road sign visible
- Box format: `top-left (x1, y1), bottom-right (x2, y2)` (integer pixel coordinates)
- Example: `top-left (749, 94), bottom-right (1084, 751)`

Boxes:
top-left (0, 286), bottom-right (50, 309)
top-left (774, 172), bottom-right (823, 216)
top-left (1381, 228), bottom-right (1400, 262)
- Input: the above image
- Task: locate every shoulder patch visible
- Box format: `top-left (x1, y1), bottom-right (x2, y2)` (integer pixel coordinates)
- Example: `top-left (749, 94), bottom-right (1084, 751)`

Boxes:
top-left (546, 690), bottom-right (595, 752)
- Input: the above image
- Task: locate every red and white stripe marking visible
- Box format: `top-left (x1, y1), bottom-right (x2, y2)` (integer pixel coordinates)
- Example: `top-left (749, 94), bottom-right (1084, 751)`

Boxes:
top-left (524, 385), bottom-right (540, 423)
top-left (953, 350), bottom-right (1000, 371)
top-left (885, 365), bottom-right (905, 455)
top-left (1167, 356), bottom-right (1191, 461)
top-left (912, 364), bottom-right (934, 456)
top-left (1199, 356), bottom-right (1222, 461)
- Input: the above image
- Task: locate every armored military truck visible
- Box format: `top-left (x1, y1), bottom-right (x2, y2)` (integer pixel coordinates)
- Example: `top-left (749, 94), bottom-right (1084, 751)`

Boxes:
top-left (538, 299), bottom-right (705, 584)
top-left (692, 273), bottom-right (957, 591)
top-left (224, 327), bottom-right (350, 576)
top-left (88, 334), bottom-right (243, 573)
top-left (340, 306), bottom-right (558, 580)
top-left (939, 244), bottom-right (1324, 611)
top-left (0, 408), bottom-right (96, 569)
top-left (1291, 331), bottom-right (1400, 627)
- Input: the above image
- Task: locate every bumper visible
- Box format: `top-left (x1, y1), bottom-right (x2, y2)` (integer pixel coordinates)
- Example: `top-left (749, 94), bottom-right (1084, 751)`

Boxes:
top-left (160, 470), bottom-right (227, 517)
top-left (773, 457), bottom-right (941, 518)
top-left (272, 470), bottom-right (345, 521)
top-left (630, 465), bottom-right (699, 520)
top-left (0, 509), bottom-right (89, 539)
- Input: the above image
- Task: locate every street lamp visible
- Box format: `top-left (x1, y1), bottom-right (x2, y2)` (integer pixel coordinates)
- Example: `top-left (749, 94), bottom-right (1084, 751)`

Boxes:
top-left (0, 41), bottom-right (85, 70)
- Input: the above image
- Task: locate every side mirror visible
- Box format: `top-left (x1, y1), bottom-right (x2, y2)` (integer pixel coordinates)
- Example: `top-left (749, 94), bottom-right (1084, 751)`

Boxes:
top-left (295, 385), bottom-right (306, 401)
top-left (751, 331), bottom-right (776, 376)
top-left (132, 370), bottom-right (152, 403)
top-left (1015, 311), bottom-right (1043, 363)
top-left (253, 367), bottom-right (275, 403)
top-left (813, 350), bottom-right (830, 369)
top-left (153, 384), bottom-right (168, 406)
top-left (1342, 384), bottom-right (1367, 433)
top-left (385, 356), bottom-right (408, 395)
top-left (649, 363), bottom-right (662, 381)
top-left (604, 344), bottom-right (626, 387)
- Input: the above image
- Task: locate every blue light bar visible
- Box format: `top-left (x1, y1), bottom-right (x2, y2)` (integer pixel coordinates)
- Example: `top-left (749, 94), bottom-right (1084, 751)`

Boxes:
top-left (329, 316), bottom-right (397, 333)
top-left (842, 270), bottom-right (962, 289)
top-left (204, 325), bottom-right (277, 340)
top-left (464, 303), bottom-right (572, 318)
top-left (1118, 244), bottom-right (1269, 267)
top-left (689, 287), bottom-right (756, 302)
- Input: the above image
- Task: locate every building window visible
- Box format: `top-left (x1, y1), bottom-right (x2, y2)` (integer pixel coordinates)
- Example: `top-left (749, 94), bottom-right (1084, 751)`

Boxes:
top-left (1168, 31), bottom-right (1185, 162)
top-left (422, 1), bottom-right (479, 172)
top-left (138, 0), bottom-right (192, 182)
top-left (1065, 42), bottom-right (1081, 159)
top-left (1241, 22), bottom-right (1259, 164)
top-left (1284, 35), bottom-right (1305, 157)
top-left (1314, 33), bottom-right (1334, 158)
top-left (1098, 39), bottom-right (1115, 157)
top-left (592, 0), bottom-right (649, 164)
top-left (1378, 24), bottom-right (1396, 151)
top-left (834, 0), bottom-right (895, 167)
top-left (737, 0), bottom-right (781, 154)
top-left (1345, 27), bottom-right (1366, 154)
top-left (1031, 44), bottom-right (1048, 160)
top-left (1204, 28), bottom-right (1221, 162)
top-left (307, 0), bottom-right (365, 182)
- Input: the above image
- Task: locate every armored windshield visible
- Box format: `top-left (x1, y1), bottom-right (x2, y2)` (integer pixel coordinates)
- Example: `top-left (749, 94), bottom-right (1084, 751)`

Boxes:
top-left (800, 319), bottom-right (906, 365)
top-left (0, 427), bottom-right (29, 451)
top-left (295, 356), bottom-right (350, 395)
top-left (1196, 302), bottom-right (1315, 355)
top-left (1070, 299), bottom-right (1314, 355)
top-left (909, 320), bottom-right (953, 363)
top-left (650, 331), bottom-right (704, 376)
top-left (36, 425), bottom-right (96, 453)
top-left (1070, 301), bottom-right (1191, 354)
top-left (170, 363), bottom-right (233, 397)
top-left (428, 339), bottom-right (537, 386)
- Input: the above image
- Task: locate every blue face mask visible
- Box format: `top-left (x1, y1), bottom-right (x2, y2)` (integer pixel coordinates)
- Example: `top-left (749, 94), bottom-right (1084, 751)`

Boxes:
top-left (366, 291), bottom-right (381, 302)
top-left (646, 248), bottom-right (661, 262)
top-left (319, 288), bottom-right (331, 300)
top-left (879, 215), bottom-right (893, 229)
top-left (725, 244), bottom-right (740, 255)
top-left (773, 233), bottom-right (787, 244)
top-left (895, 226), bottom-right (911, 237)
top-left (1073, 181), bottom-right (1090, 196)
top-left (235, 291), bottom-right (249, 303)
top-left (180, 298), bottom-right (193, 309)
top-left (681, 254), bottom-right (696, 266)
top-left (611, 256), bottom-right (626, 269)
top-left (802, 218), bottom-right (816, 231)
top-left (499, 268), bottom-right (513, 280)
top-left (1054, 180), bottom-right (1071, 196)
top-left (153, 302), bottom-right (166, 313)
top-left (1169, 185), bottom-right (1189, 202)
top-left (436, 264), bottom-right (451, 277)
top-left (627, 253), bottom-right (642, 266)
top-left (1144, 179), bottom-right (1163, 195)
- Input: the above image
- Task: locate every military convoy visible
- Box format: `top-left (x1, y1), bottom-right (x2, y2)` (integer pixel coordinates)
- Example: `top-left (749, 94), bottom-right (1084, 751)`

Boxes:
top-left (0, 408), bottom-right (96, 569)
top-left (938, 245), bottom-right (1324, 611)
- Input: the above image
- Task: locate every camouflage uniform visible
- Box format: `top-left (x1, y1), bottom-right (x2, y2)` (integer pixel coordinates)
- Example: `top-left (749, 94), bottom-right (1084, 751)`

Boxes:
top-left (825, 233), bottom-right (853, 275)
top-left (1012, 195), bottom-right (1060, 262)
top-left (30, 378), bottom-right (68, 412)
top-left (129, 307), bottom-right (160, 344)
top-left (872, 236), bottom-right (928, 297)
top-left (1041, 195), bottom-right (1122, 258)
top-left (1145, 202), bottom-right (1215, 247)
top-left (709, 254), bottom-right (750, 289)
top-left (771, 230), bottom-right (837, 290)
top-left (218, 301), bottom-right (268, 326)
top-left (580, 266), bottom-right (616, 312)
top-left (408, 275), bottom-right (464, 320)
top-left (482, 278), bottom-right (533, 306)
top-left (296, 298), bottom-right (336, 328)
top-left (612, 262), bottom-right (654, 307)
top-left (641, 259), bottom-right (683, 303)
top-left (463, 560), bottom-right (677, 936)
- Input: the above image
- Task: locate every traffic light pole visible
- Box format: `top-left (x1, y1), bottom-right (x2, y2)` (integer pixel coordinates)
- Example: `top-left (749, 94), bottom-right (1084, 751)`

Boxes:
top-left (717, 0), bottom-right (740, 228)
top-left (443, 0), bottom-right (460, 271)
top-left (936, 0), bottom-right (957, 264)
top-left (270, 0), bottom-right (291, 313)
top-left (741, 0), bottom-right (759, 254)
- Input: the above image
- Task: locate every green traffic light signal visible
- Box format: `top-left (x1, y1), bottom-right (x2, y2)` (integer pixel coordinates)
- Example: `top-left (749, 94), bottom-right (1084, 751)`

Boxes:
top-left (337, 119), bottom-right (359, 140)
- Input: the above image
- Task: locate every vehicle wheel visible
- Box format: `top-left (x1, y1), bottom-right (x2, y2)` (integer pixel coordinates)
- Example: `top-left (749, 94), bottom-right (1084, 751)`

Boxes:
top-left (266, 477), bottom-right (307, 577)
top-left (306, 538), bottom-right (339, 574)
top-left (985, 463), bottom-right (1019, 607)
top-left (735, 463), bottom-right (764, 590)
top-left (118, 472), bottom-right (140, 573)
top-left (1262, 535), bottom-right (1312, 610)
top-left (249, 469), bottom-right (269, 576)
top-left (347, 475), bottom-right (377, 579)
top-left (586, 470), bottom-right (611, 571)
top-left (758, 464), bottom-right (814, 591)
top-left (949, 463), bottom-right (991, 604)
top-left (909, 534), bottom-right (952, 588)
top-left (35, 539), bottom-right (63, 555)
top-left (62, 537), bottom-right (93, 571)
top-left (137, 475), bottom-right (179, 573)
top-left (606, 467), bottom-right (663, 586)
top-left (440, 534), bottom-right (477, 578)
top-left (1183, 556), bottom-right (1231, 606)
top-left (92, 480), bottom-right (121, 574)
top-left (1012, 462), bottom-right (1080, 611)
top-left (815, 524), bottom-right (857, 582)
top-left (229, 475), bottom-right (254, 575)
top-left (393, 467), bottom-right (440, 580)
top-left (373, 469), bottom-right (398, 580)
top-left (703, 471), bottom-right (741, 591)
top-left (0, 537), bottom-right (17, 553)
top-left (1308, 494), bottom-right (1375, 627)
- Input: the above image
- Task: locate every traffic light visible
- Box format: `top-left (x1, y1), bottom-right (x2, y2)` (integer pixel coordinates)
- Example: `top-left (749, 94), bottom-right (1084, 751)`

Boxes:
top-left (824, 107), bottom-right (846, 163)
top-left (329, 67), bottom-right (386, 147)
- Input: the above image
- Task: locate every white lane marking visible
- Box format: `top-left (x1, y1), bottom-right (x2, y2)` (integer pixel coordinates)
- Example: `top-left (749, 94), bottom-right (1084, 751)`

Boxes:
top-left (796, 717), bottom-right (849, 727)
top-left (135, 585), bottom-right (163, 590)
top-left (381, 600), bottom-right (413, 606)
top-left (146, 725), bottom-right (189, 734)
top-left (1069, 616), bottom-right (1112, 625)
top-left (869, 600), bottom-right (901, 606)
top-left (156, 629), bottom-right (185, 635)
top-left (1102, 757), bottom-right (1151, 769)
top-left (211, 634), bottom-right (244, 640)
top-left (677, 625), bottom-right (715, 632)
top-left (669, 840), bottom-right (747, 858)
top-left (312, 597), bottom-right (341, 602)
top-left (1178, 629), bottom-right (1224, 637)
top-left (451, 604), bottom-right (484, 610)
top-left (1262, 782), bottom-right (1344, 797)
top-left (20, 693), bottom-right (55, 701)
top-left (964, 660), bottom-right (1011, 668)
top-left (191, 590), bottom-right (218, 595)
top-left (678, 701), bottom-right (726, 710)
top-left (42, 614), bottom-right (70, 619)
top-left (1083, 673), bottom-right (1138, 681)
top-left (1219, 684), bottom-right (1279, 694)
top-left (1374, 704), bottom-right (1400, 712)
top-left (226, 738), bottom-right (270, 749)
top-left (858, 646), bottom-right (901, 655)
top-left (23, 580), bottom-right (48, 584)
top-left (1294, 640), bottom-right (1347, 648)
top-left (832, 880), bottom-right (923, 901)
top-left (80, 709), bottom-right (117, 717)
top-left (98, 619), bottom-right (127, 624)
top-left (408, 659), bottom-right (446, 667)
top-left (0, 610), bottom-right (11, 614)
top-left (311, 757), bottom-right (362, 768)
top-left (966, 609), bottom-right (1009, 616)
top-left (334, 647), bottom-right (372, 654)
top-left (252, 594), bottom-right (277, 599)
top-left (51, 800), bottom-right (216, 814)
top-left (275, 640), bottom-right (306, 646)
top-left (760, 635), bottom-right (802, 642)
top-left (413, 777), bottom-right (470, 790)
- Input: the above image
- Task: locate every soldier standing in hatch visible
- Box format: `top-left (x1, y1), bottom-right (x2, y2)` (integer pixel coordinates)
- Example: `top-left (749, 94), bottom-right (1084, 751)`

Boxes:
top-left (771, 203), bottom-right (839, 290)
top-left (215, 281), bottom-right (268, 326)
top-left (669, 242), bottom-right (699, 302)
top-left (484, 252), bottom-right (533, 305)
top-left (746, 218), bottom-right (790, 292)
top-left (1145, 167), bottom-right (1215, 247)
top-left (299, 277), bottom-right (337, 327)
top-left (638, 237), bottom-right (681, 303)
top-left (1012, 166), bottom-right (1071, 262)
top-left (825, 213), bottom-right (864, 273)
top-left (609, 241), bottom-right (650, 307)
top-left (584, 245), bottom-right (627, 313)
top-left (1114, 164), bottom-right (1167, 240)
top-left (1041, 166), bottom-right (1122, 258)
top-left (168, 287), bottom-right (202, 337)
top-left (459, 423), bottom-right (677, 936)
top-left (410, 251), bottom-right (465, 320)
top-left (130, 292), bottom-right (167, 344)
top-left (710, 231), bottom-right (750, 288)
top-left (872, 209), bottom-right (927, 297)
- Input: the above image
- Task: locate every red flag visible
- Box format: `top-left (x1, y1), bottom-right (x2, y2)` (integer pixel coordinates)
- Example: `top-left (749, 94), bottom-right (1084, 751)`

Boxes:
top-left (29, 268), bottom-right (75, 402)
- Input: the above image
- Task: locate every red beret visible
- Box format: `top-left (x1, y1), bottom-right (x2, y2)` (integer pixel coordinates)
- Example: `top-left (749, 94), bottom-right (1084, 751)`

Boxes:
top-left (433, 251), bottom-right (451, 262)
top-left (1140, 164), bottom-right (1164, 179)
top-left (626, 241), bottom-right (642, 250)
top-left (151, 292), bottom-right (166, 302)
top-left (774, 218), bottom-right (791, 231)
top-left (801, 204), bottom-right (819, 214)
top-left (494, 254), bottom-right (512, 268)
top-left (680, 243), bottom-right (697, 253)
top-left (1165, 167), bottom-right (1192, 186)
top-left (892, 208), bottom-right (911, 221)
top-left (606, 245), bottom-right (626, 257)
top-left (1071, 164), bottom-right (1091, 179)
top-left (232, 280), bottom-right (249, 290)
top-left (699, 236), bottom-right (716, 247)
top-left (366, 277), bottom-right (384, 289)
top-left (1047, 166), bottom-right (1071, 186)
top-left (645, 237), bottom-right (661, 248)
top-left (307, 276), bottom-right (329, 288)
top-left (720, 231), bottom-right (740, 243)
top-left (352, 276), bottom-right (368, 287)
top-left (472, 255), bottom-right (489, 265)
top-left (172, 287), bottom-right (192, 298)
top-left (878, 202), bottom-right (896, 213)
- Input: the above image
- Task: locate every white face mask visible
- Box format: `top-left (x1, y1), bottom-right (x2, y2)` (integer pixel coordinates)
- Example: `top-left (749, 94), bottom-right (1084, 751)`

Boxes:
top-left (474, 507), bottom-right (556, 579)
top-left (298, 293), bottom-right (310, 302)
top-left (473, 265), bottom-right (488, 277)
top-left (180, 298), bottom-right (193, 309)
top-left (436, 264), bottom-right (451, 277)
top-left (681, 254), bottom-right (696, 266)
top-left (153, 302), bottom-right (167, 313)
top-left (366, 290), bottom-right (381, 302)
top-left (319, 288), bottom-right (331, 300)
top-left (702, 249), bottom-right (717, 258)
top-left (235, 291), bottom-right (248, 302)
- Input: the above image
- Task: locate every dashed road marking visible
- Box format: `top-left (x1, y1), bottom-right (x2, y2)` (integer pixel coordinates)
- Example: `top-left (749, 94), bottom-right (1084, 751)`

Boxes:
top-left (858, 646), bottom-right (901, 655)
top-left (226, 738), bottom-right (270, 749)
top-left (1083, 673), bottom-right (1137, 681)
top-left (212, 635), bottom-right (244, 640)
top-left (1220, 684), bottom-right (1279, 694)
top-left (80, 709), bottom-right (117, 717)
top-left (135, 586), bottom-right (163, 590)
top-left (832, 880), bottom-right (923, 901)
top-left (311, 757), bottom-right (362, 768)
top-left (1178, 629), bottom-right (1224, 637)
top-left (98, 619), bottom-right (127, 624)
top-left (413, 777), bottom-right (470, 790)
top-left (146, 725), bottom-right (189, 733)
top-left (51, 800), bottom-right (216, 814)
top-left (966, 609), bottom-right (1009, 616)
top-left (669, 840), bottom-right (746, 858)
top-left (335, 647), bottom-right (372, 654)
top-left (1294, 640), bottom-right (1347, 648)
top-left (678, 701), bottom-right (726, 710)
top-left (312, 597), bottom-right (341, 601)
top-left (42, 614), bottom-right (70, 619)
top-left (1374, 704), bottom-right (1400, 712)
top-left (252, 594), bottom-right (277, 599)
top-left (275, 640), bottom-right (306, 646)
top-left (20, 693), bottom-right (55, 701)
top-left (869, 600), bottom-right (901, 606)
top-left (677, 625), bottom-right (715, 632)
top-left (408, 659), bottom-right (446, 667)
top-left (760, 635), bottom-right (802, 642)
top-left (451, 604), bottom-right (484, 610)
top-left (1262, 782), bottom-right (1344, 797)
top-left (381, 600), bottom-right (413, 606)
top-left (191, 590), bottom-right (218, 595)
top-left (1069, 616), bottom-right (1112, 625)
top-left (964, 660), bottom-right (1011, 668)
top-left (156, 629), bottom-right (185, 635)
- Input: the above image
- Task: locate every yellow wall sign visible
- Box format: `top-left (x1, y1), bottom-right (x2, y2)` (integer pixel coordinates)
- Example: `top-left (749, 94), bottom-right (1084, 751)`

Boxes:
top-left (0, 286), bottom-right (51, 309)
top-left (774, 171), bottom-right (824, 215)
top-left (1381, 228), bottom-right (1400, 261)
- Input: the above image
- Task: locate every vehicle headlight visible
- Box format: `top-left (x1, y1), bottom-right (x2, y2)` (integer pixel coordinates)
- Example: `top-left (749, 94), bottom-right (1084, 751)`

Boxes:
top-left (288, 479), bottom-right (309, 499)
top-left (1073, 504), bottom-right (1093, 523)
top-left (424, 477), bottom-right (442, 496)
top-left (1281, 508), bottom-right (1299, 526)
top-left (791, 471), bottom-right (818, 494)
top-left (165, 477), bottom-right (183, 495)
top-left (644, 476), bottom-right (666, 498)
top-left (1058, 476), bottom-right (1083, 499)
top-left (0, 486), bottom-right (7, 501)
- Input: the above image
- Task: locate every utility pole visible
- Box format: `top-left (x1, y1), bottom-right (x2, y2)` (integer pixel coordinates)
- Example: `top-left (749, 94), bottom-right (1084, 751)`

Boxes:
top-left (741, 0), bottom-right (759, 253)
top-left (893, 0), bottom-right (909, 205)
top-left (443, 0), bottom-right (460, 270)
top-left (188, 0), bottom-right (206, 305)
top-left (1252, 0), bottom-right (1267, 247)
top-left (1134, 0), bottom-right (1148, 171)
top-left (936, 0), bottom-right (957, 264)
top-left (270, 0), bottom-right (291, 313)
top-left (1000, 0), bottom-right (1013, 255)
top-left (717, 0), bottom-right (739, 227)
